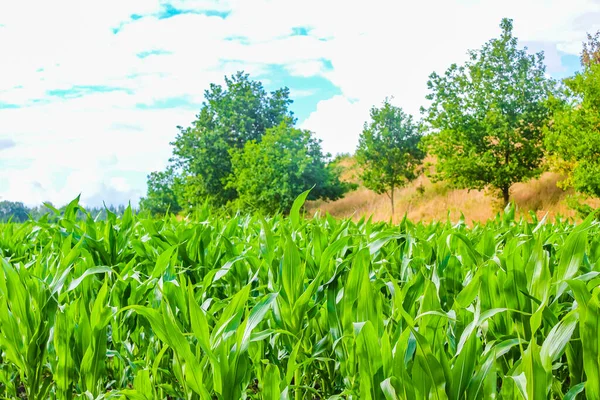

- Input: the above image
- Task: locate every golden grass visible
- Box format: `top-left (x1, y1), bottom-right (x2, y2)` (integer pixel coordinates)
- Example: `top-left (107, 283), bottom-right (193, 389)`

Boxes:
top-left (308, 171), bottom-right (600, 224)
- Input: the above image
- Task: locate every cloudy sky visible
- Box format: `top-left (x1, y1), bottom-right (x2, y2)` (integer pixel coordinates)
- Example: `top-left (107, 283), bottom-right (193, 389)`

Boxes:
top-left (1, 0), bottom-right (598, 207)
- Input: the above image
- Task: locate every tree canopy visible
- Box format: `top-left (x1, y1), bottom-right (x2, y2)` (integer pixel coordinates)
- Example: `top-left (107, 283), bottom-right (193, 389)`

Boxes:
top-left (423, 18), bottom-right (555, 205)
top-left (356, 99), bottom-right (425, 215)
top-left (545, 31), bottom-right (600, 199)
top-left (581, 31), bottom-right (600, 67)
top-left (170, 71), bottom-right (295, 208)
top-left (143, 72), bottom-right (350, 215)
top-left (229, 123), bottom-right (348, 213)
top-left (0, 201), bottom-right (29, 222)
top-left (139, 168), bottom-right (183, 216)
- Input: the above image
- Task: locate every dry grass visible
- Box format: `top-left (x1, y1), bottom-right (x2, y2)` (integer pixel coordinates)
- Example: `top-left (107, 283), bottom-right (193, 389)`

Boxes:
top-left (333, 154), bottom-right (362, 183)
top-left (308, 171), bottom-right (600, 224)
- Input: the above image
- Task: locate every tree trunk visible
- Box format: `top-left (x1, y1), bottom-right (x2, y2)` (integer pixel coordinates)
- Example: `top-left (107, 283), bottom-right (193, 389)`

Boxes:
top-left (502, 186), bottom-right (510, 207)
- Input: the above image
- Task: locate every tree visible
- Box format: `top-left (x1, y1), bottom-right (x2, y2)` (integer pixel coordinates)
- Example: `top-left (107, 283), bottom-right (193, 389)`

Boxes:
top-left (581, 31), bottom-right (600, 67)
top-left (422, 18), bottom-right (555, 206)
top-left (355, 99), bottom-right (425, 216)
top-left (139, 167), bottom-right (183, 215)
top-left (228, 123), bottom-right (349, 213)
top-left (169, 71), bottom-right (295, 207)
top-left (0, 201), bottom-right (29, 222)
top-left (545, 30), bottom-right (600, 199)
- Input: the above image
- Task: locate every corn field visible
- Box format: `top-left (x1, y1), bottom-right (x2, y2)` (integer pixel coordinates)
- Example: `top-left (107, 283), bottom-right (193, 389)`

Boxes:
top-left (0, 193), bottom-right (599, 399)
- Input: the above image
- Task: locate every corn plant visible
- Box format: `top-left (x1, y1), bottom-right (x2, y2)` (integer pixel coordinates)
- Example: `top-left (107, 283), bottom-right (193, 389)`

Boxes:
top-left (0, 194), bottom-right (598, 399)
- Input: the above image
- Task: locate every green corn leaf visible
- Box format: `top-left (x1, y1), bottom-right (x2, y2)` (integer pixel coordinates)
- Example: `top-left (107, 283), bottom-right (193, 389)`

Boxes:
top-left (290, 188), bottom-right (312, 229)
top-left (564, 382), bottom-right (586, 400)
top-left (540, 309), bottom-right (579, 372)
top-left (263, 364), bottom-right (282, 400)
top-left (582, 288), bottom-right (600, 400)
top-left (522, 340), bottom-right (551, 400)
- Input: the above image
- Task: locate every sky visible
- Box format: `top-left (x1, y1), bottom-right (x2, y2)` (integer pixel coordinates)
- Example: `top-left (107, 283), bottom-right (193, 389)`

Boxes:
top-left (1, 0), bottom-right (599, 208)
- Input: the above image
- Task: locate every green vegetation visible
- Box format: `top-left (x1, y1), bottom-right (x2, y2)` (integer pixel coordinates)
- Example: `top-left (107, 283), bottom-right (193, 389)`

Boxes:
top-left (4, 20), bottom-right (600, 399)
top-left (131, 20), bottom-right (600, 220)
top-left (1, 195), bottom-right (599, 398)
top-left (545, 33), bottom-right (600, 200)
top-left (141, 167), bottom-right (183, 216)
top-left (0, 200), bottom-right (130, 223)
top-left (229, 123), bottom-right (348, 213)
top-left (0, 201), bottom-right (28, 223)
top-left (423, 18), bottom-right (555, 206)
top-left (356, 99), bottom-right (425, 216)
top-left (141, 72), bottom-right (347, 215)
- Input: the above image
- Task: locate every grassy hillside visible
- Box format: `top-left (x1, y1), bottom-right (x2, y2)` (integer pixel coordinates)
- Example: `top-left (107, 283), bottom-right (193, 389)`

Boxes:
top-left (309, 156), bottom-right (600, 223)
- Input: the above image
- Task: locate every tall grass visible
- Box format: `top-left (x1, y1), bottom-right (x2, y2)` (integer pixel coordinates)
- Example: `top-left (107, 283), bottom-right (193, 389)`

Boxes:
top-left (0, 194), bottom-right (598, 399)
top-left (309, 169), bottom-right (600, 224)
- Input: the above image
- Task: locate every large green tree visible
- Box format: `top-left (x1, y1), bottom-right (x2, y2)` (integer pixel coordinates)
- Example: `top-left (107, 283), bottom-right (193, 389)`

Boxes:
top-left (228, 123), bottom-right (348, 213)
top-left (423, 18), bottom-right (555, 206)
top-left (356, 99), bottom-right (425, 216)
top-left (545, 31), bottom-right (600, 199)
top-left (169, 71), bottom-right (295, 207)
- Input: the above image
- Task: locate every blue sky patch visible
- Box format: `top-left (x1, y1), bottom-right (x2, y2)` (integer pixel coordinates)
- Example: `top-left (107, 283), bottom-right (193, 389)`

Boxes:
top-left (225, 36), bottom-right (250, 45)
top-left (113, 4), bottom-right (232, 35)
top-left (257, 64), bottom-right (341, 123)
top-left (555, 54), bottom-right (582, 79)
top-left (136, 96), bottom-right (200, 110)
top-left (47, 85), bottom-right (131, 99)
top-left (0, 102), bottom-right (19, 109)
top-left (158, 4), bottom-right (231, 20)
top-left (137, 49), bottom-right (172, 58)
top-left (291, 26), bottom-right (311, 36)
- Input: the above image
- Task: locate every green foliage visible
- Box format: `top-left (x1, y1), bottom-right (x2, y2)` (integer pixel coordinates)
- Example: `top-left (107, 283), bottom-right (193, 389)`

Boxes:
top-left (0, 196), bottom-right (599, 399)
top-left (545, 62), bottom-right (600, 199)
top-left (356, 99), bottom-right (425, 214)
top-left (169, 71), bottom-right (295, 208)
top-left (423, 18), bottom-right (554, 205)
top-left (581, 30), bottom-right (600, 67)
top-left (566, 195), bottom-right (600, 220)
top-left (229, 123), bottom-right (349, 213)
top-left (0, 200), bottom-right (28, 222)
top-left (0, 200), bottom-right (131, 222)
top-left (139, 167), bottom-right (183, 215)
top-left (145, 71), bottom-right (349, 216)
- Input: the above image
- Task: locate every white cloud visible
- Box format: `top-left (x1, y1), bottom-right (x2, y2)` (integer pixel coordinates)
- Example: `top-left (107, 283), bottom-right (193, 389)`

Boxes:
top-left (110, 177), bottom-right (132, 193)
top-left (0, 97), bottom-right (195, 207)
top-left (165, 0), bottom-right (233, 12)
top-left (301, 96), bottom-right (370, 156)
top-left (286, 60), bottom-right (326, 77)
top-left (300, 0), bottom-right (600, 159)
top-left (1, 0), bottom-right (599, 206)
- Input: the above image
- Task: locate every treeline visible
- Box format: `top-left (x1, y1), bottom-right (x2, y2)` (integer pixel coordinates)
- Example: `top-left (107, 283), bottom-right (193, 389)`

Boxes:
top-left (355, 20), bottom-right (600, 217)
top-left (4, 19), bottom-right (596, 221)
top-left (143, 19), bottom-right (600, 217)
top-left (0, 200), bottom-right (131, 223)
